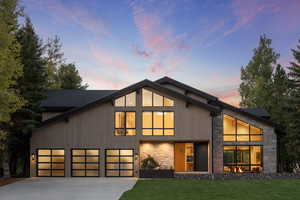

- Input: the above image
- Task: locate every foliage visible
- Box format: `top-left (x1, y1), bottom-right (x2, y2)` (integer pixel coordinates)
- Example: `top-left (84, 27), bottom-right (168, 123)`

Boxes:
top-left (141, 155), bottom-right (159, 170)
top-left (57, 63), bottom-right (88, 89)
top-left (0, 0), bottom-right (24, 124)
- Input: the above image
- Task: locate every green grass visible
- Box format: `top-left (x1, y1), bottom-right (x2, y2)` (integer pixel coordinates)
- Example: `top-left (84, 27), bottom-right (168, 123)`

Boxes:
top-left (120, 179), bottom-right (300, 200)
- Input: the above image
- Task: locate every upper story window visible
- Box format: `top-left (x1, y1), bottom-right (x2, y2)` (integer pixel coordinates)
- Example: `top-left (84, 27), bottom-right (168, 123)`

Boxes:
top-left (115, 111), bottom-right (136, 136)
top-left (114, 92), bottom-right (136, 107)
top-left (142, 89), bottom-right (174, 107)
top-left (223, 114), bottom-right (263, 142)
top-left (142, 111), bottom-right (174, 136)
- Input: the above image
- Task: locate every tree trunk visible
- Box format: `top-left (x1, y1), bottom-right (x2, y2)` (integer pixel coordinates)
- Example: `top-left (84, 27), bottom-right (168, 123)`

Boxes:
top-left (3, 152), bottom-right (10, 178)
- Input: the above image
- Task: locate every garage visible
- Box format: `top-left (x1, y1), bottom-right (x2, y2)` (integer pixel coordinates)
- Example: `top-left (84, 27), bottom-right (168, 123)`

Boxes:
top-left (37, 149), bottom-right (65, 177)
top-left (105, 149), bottom-right (134, 177)
top-left (71, 149), bottom-right (100, 177)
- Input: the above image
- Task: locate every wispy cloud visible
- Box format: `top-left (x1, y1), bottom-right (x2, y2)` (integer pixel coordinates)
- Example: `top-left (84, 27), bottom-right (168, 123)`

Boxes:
top-left (27, 0), bottom-right (109, 36)
top-left (89, 44), bottom-right (131, 73)
top-left (132, 44), bottom-right (151, 59)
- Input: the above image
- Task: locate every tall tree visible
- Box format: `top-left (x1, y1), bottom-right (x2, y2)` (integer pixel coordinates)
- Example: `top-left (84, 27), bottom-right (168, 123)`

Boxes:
top-left (286, 40), bottom-right (300, 170)
top-left (44, 35), bottom-right (64, 89)
top-left (0, 0), bottom-right (24, 177)
top-left (239, 35), bottom-right (279, 110)
top-left (8, 17), bottom-right (48, 177)
top-left (57, 63), bottom-right (88, 89)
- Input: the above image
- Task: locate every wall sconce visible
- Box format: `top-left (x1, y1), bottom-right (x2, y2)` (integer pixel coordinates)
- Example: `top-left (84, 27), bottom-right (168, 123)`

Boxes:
top-left (31, 153), bottom-right (35, 161)
top-left (134, 153), bottom-right (139, 160)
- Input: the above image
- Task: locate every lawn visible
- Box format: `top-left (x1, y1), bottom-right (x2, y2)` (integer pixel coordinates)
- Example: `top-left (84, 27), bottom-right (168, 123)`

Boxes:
top-left (120, 179), bottom-right (300, 200)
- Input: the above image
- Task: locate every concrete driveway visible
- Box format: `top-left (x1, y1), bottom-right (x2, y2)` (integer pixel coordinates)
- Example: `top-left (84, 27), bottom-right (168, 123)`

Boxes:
top-left (0, 177), bottom-right (137, 200)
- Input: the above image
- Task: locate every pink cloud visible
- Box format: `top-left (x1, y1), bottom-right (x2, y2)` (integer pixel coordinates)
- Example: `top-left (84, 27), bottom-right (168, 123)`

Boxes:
top-left (90, 45), bottom-right (130, 73)
top-left (224, 0), bottom-right (280, 36)
top-left (132, 44), bottom-right (151, 59)
top-left (30, 0), bottom-right (109, 36)
top-left (212, 88), bottom-right (241, 107)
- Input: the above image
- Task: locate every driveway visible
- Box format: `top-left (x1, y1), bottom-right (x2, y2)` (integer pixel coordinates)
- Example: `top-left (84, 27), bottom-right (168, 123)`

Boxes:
top-left (0, 177), bottom-right (137, 200)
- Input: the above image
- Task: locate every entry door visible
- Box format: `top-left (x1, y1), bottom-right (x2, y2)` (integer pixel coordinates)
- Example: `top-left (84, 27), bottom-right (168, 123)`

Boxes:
top-left (174, 143), bottom-right (185, 172)
top-left (194, 143), bottom-right (208, 171)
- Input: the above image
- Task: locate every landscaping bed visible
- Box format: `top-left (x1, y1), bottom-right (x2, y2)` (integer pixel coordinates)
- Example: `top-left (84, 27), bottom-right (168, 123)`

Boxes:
top-left (0, 178), bottom-right (25, 187)
top-left (140, 169), bottom-right (174, 178)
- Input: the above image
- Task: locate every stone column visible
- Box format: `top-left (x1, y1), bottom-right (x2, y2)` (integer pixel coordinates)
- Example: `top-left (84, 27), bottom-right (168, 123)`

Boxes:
top-left (212, 114), bottom-right (223, 174)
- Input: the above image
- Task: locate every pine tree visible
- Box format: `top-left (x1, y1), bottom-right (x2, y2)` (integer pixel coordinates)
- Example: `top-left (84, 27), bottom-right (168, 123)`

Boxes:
top-left (58, 63), bottom-right (88, 89)
top-left (44, 35), bottom-right (64, 89)
top-left (8, 17), bottom-right (48, 177)
top-left (240, 35), bottom-right (279, 110)
top-left (0, 0), bottom-right (24, 177)
top-left (286, 40), bottom-right (300, 170)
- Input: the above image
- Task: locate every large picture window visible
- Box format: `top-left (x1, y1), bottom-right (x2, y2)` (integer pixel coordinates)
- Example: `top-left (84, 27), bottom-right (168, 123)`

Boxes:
top-left (115, 111), bottom-right (136, 136)
top-left (105, 149), bottom-right (134, 177)
top-left (142, 111), bottom-right (174, 135)
top-left (114, 92), bottom-right (136, 107)
top-left (37, 149), bottom-right (65, 177)
top-left (223, 146), bottom-right (263, 173)
top-left (142, 89), bottom-right (174, 107)
top-left (223, 114), bottom-right (263, 142)
top-left (71, 149), bottom-right (100, 177)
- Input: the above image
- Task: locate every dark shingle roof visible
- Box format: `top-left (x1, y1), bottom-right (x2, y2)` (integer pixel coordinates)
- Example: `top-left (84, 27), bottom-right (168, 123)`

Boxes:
top-left (41, 90), bottom-right (117, 112)
top-left (241, 108), bottom-right (270, 118)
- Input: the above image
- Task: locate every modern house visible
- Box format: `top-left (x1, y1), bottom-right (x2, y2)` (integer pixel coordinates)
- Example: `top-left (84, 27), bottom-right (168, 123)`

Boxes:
top-left (30, 77), bottom-right (277, 177)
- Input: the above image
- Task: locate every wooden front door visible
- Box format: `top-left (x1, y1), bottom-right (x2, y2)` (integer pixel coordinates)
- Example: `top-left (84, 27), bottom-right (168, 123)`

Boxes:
top-left (174, 143), bottom-right (185, 172)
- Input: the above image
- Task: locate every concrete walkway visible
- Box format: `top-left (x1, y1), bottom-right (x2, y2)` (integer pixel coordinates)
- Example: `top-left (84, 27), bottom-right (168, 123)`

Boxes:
top-left (0, 177), bottom-right (137, 200)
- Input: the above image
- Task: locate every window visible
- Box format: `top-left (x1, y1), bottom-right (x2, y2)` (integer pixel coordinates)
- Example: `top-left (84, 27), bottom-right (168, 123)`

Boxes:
top-left (105, 149), bottom-right (134, 177)
top-left (115, 112), bottom-right (136, 136)
top-left (142, 111), bottom-right (174, 135)
top-left (223, 114), bottom-right (263, 142)
top-left (142, 89), bottom-right (174, 107)
top-left (114, 92), bottom-right (136, 107)
top-left (71, 149), bottom-right (100, 177)
top-left (37, 149), bottom-right (65, 177)
top-left (223, 146), bottom-right (263, 173)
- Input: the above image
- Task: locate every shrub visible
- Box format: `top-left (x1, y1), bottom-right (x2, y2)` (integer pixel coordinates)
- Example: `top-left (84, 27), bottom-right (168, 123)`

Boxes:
top-left (141, 155), bottom-right (159, 170)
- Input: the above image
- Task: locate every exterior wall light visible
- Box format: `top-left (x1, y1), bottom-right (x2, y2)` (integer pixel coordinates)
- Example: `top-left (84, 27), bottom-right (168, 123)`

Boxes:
top-left (31, 153), bottom-right (35, 161)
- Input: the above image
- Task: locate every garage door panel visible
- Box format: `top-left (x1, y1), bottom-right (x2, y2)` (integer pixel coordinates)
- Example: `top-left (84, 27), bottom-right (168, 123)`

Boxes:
top-left (37, 149), bottom-right (65, 177)
top-left (71, 149), bottom-right (100, 177)
top-left (105, 149), bottom-right (134, 177)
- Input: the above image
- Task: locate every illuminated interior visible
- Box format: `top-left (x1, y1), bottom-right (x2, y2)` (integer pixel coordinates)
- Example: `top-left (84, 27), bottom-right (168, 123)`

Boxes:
top-left (72, 149), bottom-right (100, 177)
top-left (142, 89), bottom-right (174, 107)
top-left (223, 114), bottom-right (263, 142)
top-left (223, 146), bottom-right (263, 173)
top-left (105, 149), bottom-right (134, 177)
top-left (37, 149), bottom-right (65, 177)
top-left (114, 92), bottom-right (136, 107)
top-left (142, 111), bottom-right (174, 135)
top-left (115, 111), bottom-right (136, 136)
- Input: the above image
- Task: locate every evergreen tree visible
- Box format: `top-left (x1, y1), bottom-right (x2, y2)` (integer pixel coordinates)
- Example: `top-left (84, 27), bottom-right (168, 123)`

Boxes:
top-left (44, 35), bottom-right (64, 89)
top-left (240, 35), bottom-right (279, 110)
top-left (0, 0), bottom-right (24, 177)
top-left (286, 40), bottom-right (300, 170)
top-left (8, 17), bottom-right (48, 177)
top-left (57, 63), bottom-right (88, 89)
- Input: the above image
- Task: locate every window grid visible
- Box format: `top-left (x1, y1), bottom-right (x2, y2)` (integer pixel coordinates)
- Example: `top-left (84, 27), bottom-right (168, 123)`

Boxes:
top-left (223, 114), bottom-right (263, 142)
top-left (114, 111), bottom-right (136, 136)
top-left (142, 89), bottom-right (174, 107)
top-left (114, 92), bottom-right (136, 107)
top-left (223, 145), bottom-right (263, 173)
top-left (71, 149), bottom-right (100, 177)
top-left (37, 148), bottom-right (65, 177)
top-left (105, 149), bottom-right (134, 177)
top-left (142, 111), bottom-right (174, 136)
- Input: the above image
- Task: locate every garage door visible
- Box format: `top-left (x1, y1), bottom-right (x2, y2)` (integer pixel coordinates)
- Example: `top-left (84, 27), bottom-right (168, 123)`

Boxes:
top-left (37, 149), bottom-right (65, 177)
top-left (71, 149), bottom-right (100, 177)
top-left (105, 149), bottom-right (134, 177)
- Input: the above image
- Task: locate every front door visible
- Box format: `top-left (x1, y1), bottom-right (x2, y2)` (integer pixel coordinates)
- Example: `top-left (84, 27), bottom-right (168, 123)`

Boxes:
top-left (194, 143), bottom-right (208, 171)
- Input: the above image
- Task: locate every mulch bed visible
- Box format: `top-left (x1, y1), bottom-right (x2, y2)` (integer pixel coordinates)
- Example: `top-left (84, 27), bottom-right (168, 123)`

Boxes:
top-left (0, 178), bottom-right (25, 187)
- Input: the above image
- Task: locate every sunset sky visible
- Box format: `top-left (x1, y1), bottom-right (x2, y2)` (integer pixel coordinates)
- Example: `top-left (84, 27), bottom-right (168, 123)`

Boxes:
top-left (23, 0), bottom-right (300, 107)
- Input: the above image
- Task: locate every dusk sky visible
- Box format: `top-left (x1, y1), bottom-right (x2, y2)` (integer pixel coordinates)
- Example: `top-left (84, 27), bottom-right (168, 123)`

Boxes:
top-left (23, 0), bottom-right (300, 106)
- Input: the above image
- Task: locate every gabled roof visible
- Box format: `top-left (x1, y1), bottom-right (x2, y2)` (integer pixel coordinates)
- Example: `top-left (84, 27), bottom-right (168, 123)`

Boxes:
top-left (156, 76), bottom-right (218, 101)
top-left (156, 76), bottom-right (274, 126)
top-left (42, 90), bottom-right (117, 112)
top-left (240, 108), bottom-right (270, 118)
top-left (40, 79), bottom-right (221, 128)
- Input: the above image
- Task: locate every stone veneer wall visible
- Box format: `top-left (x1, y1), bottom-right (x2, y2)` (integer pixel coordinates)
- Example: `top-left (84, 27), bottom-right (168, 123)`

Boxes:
top-left (140, 142), bottom-right (174, 169)
top-left (212, 114), bottom-right (224, 173)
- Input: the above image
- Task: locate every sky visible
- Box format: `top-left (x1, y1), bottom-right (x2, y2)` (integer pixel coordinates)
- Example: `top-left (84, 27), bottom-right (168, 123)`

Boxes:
top-left (22, 0), bottom-right (300, 107)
